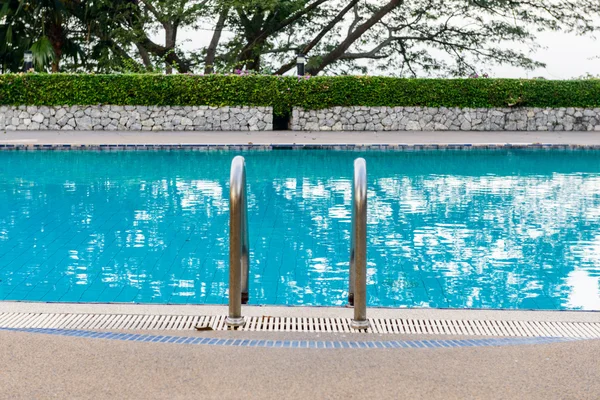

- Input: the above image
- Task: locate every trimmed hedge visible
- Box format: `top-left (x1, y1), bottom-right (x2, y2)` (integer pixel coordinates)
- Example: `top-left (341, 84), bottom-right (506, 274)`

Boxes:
top-left (1, 74), bottom-right (600, 115)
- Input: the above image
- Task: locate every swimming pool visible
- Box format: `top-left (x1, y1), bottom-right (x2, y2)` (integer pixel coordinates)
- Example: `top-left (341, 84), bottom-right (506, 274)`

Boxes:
top-left (0, 149), bottom-right (599, 310)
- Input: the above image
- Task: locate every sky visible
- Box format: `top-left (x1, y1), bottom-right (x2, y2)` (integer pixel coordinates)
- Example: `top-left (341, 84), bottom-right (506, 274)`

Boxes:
top-left (164, 23), bottom-right (600, 79)
top-left (491, 31), bottom-right (600, 79)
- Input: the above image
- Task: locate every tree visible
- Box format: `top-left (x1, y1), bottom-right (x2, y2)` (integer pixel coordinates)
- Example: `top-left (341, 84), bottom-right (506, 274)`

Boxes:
top-left (130, 0), bottom-right (209, 73)
top-left (0, 0), bottom-right (209, 73)
top-left (0, 0), bottom-right (85, 72)
top-left (213, 0), bottom-right (600, 76)
top-left (74, 0), bottom-right (208, 73)
top-left (2, 0), bottom-right (599, 76)
top-left (205, 0), bottom-right (335, 73)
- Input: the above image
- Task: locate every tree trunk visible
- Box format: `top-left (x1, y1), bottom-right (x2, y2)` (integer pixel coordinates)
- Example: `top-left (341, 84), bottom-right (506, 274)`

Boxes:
top-left (205, 6), bottom-right (230, 74)
top-left (47, 19), bottom-right (64, 72)
top-left (164, 23), bottom-right (178, 74)
top-left (135, 43), bottom-right (153, 71)
top-left (51, 58), bottom-right (60, 73)
top-left (237, 36), bottom-right (265, 72)
top-left (245, 52), bottom-right (261, 71)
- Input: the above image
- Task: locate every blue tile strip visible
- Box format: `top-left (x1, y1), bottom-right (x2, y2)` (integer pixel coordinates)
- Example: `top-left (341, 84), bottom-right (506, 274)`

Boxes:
top-left (0, 327), bottom-right (582, 349)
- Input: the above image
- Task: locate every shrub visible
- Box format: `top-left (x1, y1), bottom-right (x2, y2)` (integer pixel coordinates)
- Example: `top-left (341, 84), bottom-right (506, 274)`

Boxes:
top-left (2, 74), bottom-right (600, 115)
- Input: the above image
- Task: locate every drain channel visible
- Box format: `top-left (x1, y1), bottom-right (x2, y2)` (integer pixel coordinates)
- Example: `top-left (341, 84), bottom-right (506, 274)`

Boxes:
top-left (0, 313), bottom-right (598, 338)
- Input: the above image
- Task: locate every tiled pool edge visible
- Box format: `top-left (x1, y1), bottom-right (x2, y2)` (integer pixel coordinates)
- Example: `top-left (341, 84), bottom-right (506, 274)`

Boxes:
top-left (2, 143), bottom-right (600, 151)
top-left (0, 327), bottom-right (583, 349)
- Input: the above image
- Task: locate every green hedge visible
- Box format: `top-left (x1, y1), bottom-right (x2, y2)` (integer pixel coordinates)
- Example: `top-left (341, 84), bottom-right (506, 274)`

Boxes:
top-left (1, 74), bottom-right (600, 115)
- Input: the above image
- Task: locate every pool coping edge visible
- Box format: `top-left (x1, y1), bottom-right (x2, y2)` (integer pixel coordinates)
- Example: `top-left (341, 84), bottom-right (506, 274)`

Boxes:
top-left (1, 302), bottom-right (598, 323)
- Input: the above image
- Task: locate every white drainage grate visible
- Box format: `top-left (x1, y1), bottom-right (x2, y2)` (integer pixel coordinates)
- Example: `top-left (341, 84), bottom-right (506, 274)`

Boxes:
top-left (0, 313), bottom-right (599, 338)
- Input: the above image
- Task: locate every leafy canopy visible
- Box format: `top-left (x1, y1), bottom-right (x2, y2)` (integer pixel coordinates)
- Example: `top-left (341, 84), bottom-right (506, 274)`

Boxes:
top-left (0, 0), bottom-right (599, 75)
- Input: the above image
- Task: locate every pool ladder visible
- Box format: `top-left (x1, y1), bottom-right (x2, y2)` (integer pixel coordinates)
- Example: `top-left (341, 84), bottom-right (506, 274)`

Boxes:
top-left (226, 156), bottom-right (369, 330)
top-left (226, 156), bottom-right (250, 328)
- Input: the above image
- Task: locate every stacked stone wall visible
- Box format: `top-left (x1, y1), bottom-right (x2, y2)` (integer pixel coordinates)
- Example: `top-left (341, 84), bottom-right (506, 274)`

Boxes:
top-left (4, 105), bottom-right (600, 132)
top-left (0, 106), bottom-right (273, 131)
top-left (291, 107), bottom-right (600, 131)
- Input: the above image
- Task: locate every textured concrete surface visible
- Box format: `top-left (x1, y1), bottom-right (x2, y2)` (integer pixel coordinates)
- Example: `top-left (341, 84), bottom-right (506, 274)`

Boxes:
top-left (2, 130), bottom-right (600, 145)
top-left (1, 329), bottom-right (599, 399)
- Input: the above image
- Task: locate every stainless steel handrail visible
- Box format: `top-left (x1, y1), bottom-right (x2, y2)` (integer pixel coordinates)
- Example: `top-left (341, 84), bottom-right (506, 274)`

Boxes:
top-left (349, 158), bottom-right (369, 330)
top-left (226, 156), bottom-right (250, 328)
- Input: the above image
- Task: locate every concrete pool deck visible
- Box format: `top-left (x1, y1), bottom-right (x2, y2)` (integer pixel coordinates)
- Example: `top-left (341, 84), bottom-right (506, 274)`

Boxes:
top-left (1, 302), bottom-right (600, 399)
top-left (2, 302), bottom-right (595, 400)
top-left (1, 325), bottom-right (600, 399)
top-left (2, 129), bottom-right (600, 146)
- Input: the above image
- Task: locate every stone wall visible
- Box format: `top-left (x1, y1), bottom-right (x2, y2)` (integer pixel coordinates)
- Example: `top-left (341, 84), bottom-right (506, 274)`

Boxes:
top-left (291, 107), bottom-right (600, 131)
top-left (0, 105), bottom-right (273, 131)
top-left (5, 105), bottom-right (600, 132)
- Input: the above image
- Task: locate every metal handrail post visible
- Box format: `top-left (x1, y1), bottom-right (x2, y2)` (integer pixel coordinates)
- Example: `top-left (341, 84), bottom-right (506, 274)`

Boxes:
top-left (227, 156), bottom-right (250, 328)
top-left (350, 158), bottom-right (369, 330)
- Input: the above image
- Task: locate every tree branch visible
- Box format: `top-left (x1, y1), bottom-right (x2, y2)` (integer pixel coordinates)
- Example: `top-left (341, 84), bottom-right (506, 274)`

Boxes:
top-left (138, 0), bottom-right (163, 22)
top-left (237, 0), bottom-right (329, 62)
top-left (274, 0), bottom-right (360, 75)
top-left (347, 2), bottom-right (362, 36)
top-left (138, 36), bottom-right (191, 73)
top-left (307, 0), bottom-right (404, 75)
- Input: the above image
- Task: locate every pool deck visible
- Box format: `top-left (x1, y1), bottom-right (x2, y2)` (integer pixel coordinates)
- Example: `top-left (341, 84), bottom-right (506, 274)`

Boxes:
top-left (0, 328), bottom-right (598, 400)
top-left (1, 303), bottom-right (599, 399)
top-left (1, 326), bottom-right (598, 399)
top-left (2, 129), bottom-right (600, 146)
top-left (0, 302), bottom-right (598, 399)
top-left (2, 130), bottom-right (600, 398)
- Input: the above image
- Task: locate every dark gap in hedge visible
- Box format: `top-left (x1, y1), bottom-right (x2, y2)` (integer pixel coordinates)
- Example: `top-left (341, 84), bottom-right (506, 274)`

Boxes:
top-left (273, 110), bottom-right (291, 130)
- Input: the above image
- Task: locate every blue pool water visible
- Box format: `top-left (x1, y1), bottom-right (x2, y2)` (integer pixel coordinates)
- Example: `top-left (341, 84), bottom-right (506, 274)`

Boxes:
top-left (0, 150), bottom-right (599, 310)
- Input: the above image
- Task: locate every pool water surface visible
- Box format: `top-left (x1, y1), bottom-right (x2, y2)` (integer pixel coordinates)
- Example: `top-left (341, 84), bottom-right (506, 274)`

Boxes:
top-left (0, 149), bottom-right (599, 310)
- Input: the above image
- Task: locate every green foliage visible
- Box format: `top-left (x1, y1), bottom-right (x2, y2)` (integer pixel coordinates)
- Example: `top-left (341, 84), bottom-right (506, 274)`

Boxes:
top-left (2, 74), bottom-right (600, 115)
top-left (1, 0), bottom-right (600, 75)
top-left (29, 37), bottom-right (56, 71)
